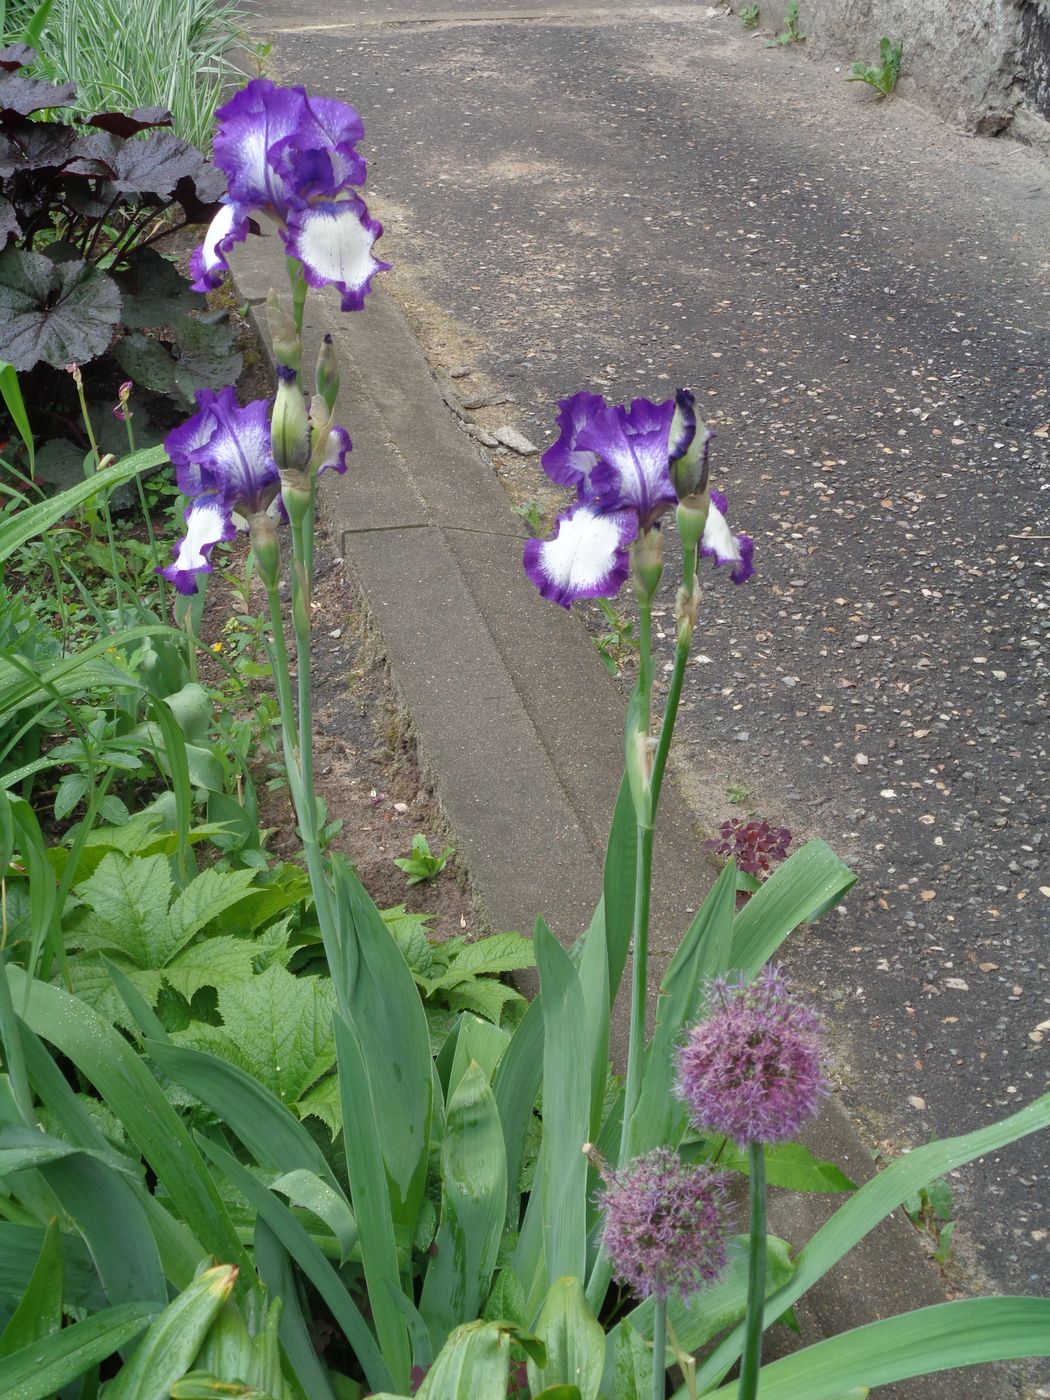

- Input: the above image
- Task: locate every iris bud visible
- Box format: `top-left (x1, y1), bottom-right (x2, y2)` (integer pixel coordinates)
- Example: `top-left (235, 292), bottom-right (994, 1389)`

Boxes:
top-left (271, 366), bottom-right (310, 476)
top-left (669, 388), bottom-right (711, 503)
top-left (315, 334), bottom-right (340, 414)
top-left (248, 511), bottom-right (281, 589)
top-left (266, 290), bottom-right (302, 373)
top-left (630, 527), bottom-right (664, 604)
top-left (676, 494), bottom-right (710, 558)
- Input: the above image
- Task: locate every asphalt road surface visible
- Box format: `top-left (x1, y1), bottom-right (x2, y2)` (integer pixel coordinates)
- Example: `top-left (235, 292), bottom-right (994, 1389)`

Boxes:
top-left (249, 0), bottom-right (1050, 1315)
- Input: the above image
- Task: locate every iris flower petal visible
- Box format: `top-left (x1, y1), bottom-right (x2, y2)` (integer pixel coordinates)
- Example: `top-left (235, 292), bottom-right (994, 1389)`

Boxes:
top-left (285, 197), bottom-right (390, 310)
top-left (165, 388), bottom-right (280, 519)
top-left (157, 496), bottom-right (235, 595)
top-left (701, 489), bottom-right (754, 584)
top-left (540, 390), bottom-right (606, 495)
top-left (523, 504), bottom-right (638, 608)
top-left (189, 201), bottom-right (249, 293)
top-left (578, 398), bottom-right (678, 527)
top-left (317, 423), bottom-right (352, 477)
top-left (212, 78), bottom-right (307, 213)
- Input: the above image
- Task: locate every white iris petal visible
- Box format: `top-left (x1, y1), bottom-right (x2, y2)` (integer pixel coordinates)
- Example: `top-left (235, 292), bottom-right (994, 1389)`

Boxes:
top-left (539, 507), bottom-right (621, 591)
top-left (296, 206), bottom-right (376, 290)
top-left (172, 500), bottom-right (228, 571)
top-left (701, 502), bottom-right (742, 566)
top-left (201, 204), bottom-right (237, 272)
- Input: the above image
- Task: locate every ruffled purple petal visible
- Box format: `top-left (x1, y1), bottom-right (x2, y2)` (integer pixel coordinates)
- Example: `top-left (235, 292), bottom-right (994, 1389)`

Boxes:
top-left (578, 397), bottom-right (677, 528)
top-left (523, 504), bottom-right (638, 608)
top-left (701, 489), bottom-right (754, 584)
top-left (165, 388), bottom-right (280, 519)
top-left (213, 78), bottom-right (307, 214)
top-left (317, 422), bottom-right (352, 476)
top-left (285, 197), bottom-right (390, 310)
top-left (157, 495), bottom-right (235, 595)
top-left (188, 201), bottom-right (250, 293)
top-left (269, 91), bottom-right (368, 197)
top-left (540, 390), bottom-right (606, 495)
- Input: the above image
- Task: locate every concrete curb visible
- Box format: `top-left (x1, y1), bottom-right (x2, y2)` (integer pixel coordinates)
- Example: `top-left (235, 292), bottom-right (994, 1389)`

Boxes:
top-left (229, 230), bottom-right (1010, 1398)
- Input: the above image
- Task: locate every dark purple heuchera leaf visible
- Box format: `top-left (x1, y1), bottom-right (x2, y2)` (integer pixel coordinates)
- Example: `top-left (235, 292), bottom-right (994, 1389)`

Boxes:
top-left (0, 195), bottom-right (20, 249)
top-left (0, 44), bottom-right (35, 73)
top-left (108, 129), bottom-right (206, 198)
top-left (0, 71), bottom-right (77, 119)
top-left (173, 164), bottom-right (226, 225)
top-left (0, 248), bottom-right (121, 371)
top-left (82, 106), bottom-right (173, 138)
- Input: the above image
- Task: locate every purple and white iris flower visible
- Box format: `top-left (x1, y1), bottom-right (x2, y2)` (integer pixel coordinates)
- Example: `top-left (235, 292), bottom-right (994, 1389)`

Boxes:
top-left (158, 385), bottom-right (351, 595)
top-left (524, 388), bottom-right (754, 608)
top-left (190, 79), bottom-right (390, 311)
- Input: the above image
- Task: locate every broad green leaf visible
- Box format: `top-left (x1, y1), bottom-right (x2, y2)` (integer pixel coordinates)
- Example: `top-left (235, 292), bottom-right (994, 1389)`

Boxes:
top-left (447, 1016), bottom-right (510, 1099)
top-left (253, 1220), bottom-right (339, 1400)
top-left (698, 1297), bottom-right (1050, 1398)
top-left (527, 1277), bottom-right (605, 1400)
top-left (144, 1037), bottom-right (342, 1188)
top-left (692, 1094), bottom-right (1050, 1393)
top-left (0, 1223), bottom-right (105, 1314)
top-left (161, 936), bottom-right (260, 1002)
top-left (483, 1268), bottom-right (528, 1328)
top-left (104, 1263), bottom-right (237, 1400)
top-left (0, 1301), bottom-right (156, 1400)
top-left (608, 1321), bottom-right (651, 1400)
top-left (606, 1235), bottom-right (795, 1390)
top-left (167, 863), bottom-right (259, 943)
top-left (3, 966), bottom-right (249, 1270)
top-left (729, 839), bottom-right (856, 975)
top-left (174, 964), bottom-right (336, 1106)
top-left (444, 976), bottom-right (524, 1025)
top-left (699, 1140), bottom-right (856, 1193)
top-left (492, 996), bottom-right (543, 1229)
top-left (536, 920), bottom-right (589, 1292)
top-left (425, 932), bottom-right (535, 986)
top-left (420, 1063), bottom-right (507, 1350)
top-left (200, 1115), bottom-right (391, 1395)
top-left (574, 900), bottom-right (610, 1143)
top-left (0, 1217), bottom-right (62, 1358)
top-left (407, 1321), bottom-right (529, 1400)
top-left (0, 448), bottom-right (167, 563)
top-left (296, 1073), bottom-right (342, 1139)
top-left (333, 1014), bottom-right (412, 1392)
top-left (270, 1169), bottom-right (358, 1264)
top-left (68, 852), bottom-right (174, 964)
top-left (335, 857), bottom-right (433, 1235)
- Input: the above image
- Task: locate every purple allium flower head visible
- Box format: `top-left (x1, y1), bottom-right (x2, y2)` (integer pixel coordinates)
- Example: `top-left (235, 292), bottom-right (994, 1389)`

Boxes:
top-left (190, 79), bottom-right (390, 308)
top-left (676, 965), bottom-right (829, 1147)
top-left (598, 1147), bottom-right (732, 1303)
top-left (525, 388), bottom-right (753, 607)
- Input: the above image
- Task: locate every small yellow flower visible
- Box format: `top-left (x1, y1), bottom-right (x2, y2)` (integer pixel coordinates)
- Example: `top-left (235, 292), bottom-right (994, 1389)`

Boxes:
top-left (211, 641), bottom-right (223, 653)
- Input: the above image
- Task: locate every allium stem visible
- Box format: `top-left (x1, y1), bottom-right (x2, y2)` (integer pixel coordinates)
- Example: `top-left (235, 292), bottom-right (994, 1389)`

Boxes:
top-left (652, 1297), bottom-right (667, 1400)
top-left (738, 1141), bottom-right (767, 1400)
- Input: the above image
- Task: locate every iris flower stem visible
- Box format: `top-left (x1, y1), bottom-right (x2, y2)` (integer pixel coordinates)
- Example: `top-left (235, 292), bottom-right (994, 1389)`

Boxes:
top-left (652, 1298), bottom-right (667, 1400)
top-left (287, 504), bottom-right (339, 961)
top-left (124, 413), bottom-right (168, 619)
top-left (651, 543), bottom-right (698, 811)
top-left (262, 579), bottom-right (303, 807)
top-left (738, 1141), bottom-right (767, 1400)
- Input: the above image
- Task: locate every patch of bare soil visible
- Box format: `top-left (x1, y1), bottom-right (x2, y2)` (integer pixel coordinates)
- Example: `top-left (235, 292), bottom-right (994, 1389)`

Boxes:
top-left (200, 525), bottom-right (477, 943)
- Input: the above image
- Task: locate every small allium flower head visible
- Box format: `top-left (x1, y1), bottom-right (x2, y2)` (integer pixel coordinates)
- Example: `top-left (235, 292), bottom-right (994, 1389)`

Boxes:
top-left (677, 965), bottom-right (829, 1147)
top-left (598, 1147), bottom-right (732, 1303)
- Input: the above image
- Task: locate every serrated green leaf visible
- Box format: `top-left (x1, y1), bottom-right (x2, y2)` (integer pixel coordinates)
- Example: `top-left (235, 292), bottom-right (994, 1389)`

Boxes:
top-left (162, 936), bottom-right (259, 1002)
top-left (65, 955), bottom-right (165, 1030)
top-left (296, 1073), bottom-right (342, 1139)
top-left (439, 933), bottom-right (535, 982)
top-left (167, 865), bottom-right (259, 947)
top-left (445, 977), bottom-right (524, 1025)
top-left (69, 851), bottom-right (173, 965)
top-left (174, 965), bottom-right (336, 1106)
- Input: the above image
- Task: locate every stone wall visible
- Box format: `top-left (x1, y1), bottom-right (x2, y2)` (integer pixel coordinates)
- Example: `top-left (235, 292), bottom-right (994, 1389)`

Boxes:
top-left (756, 0), bottom-right (1050, 145)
